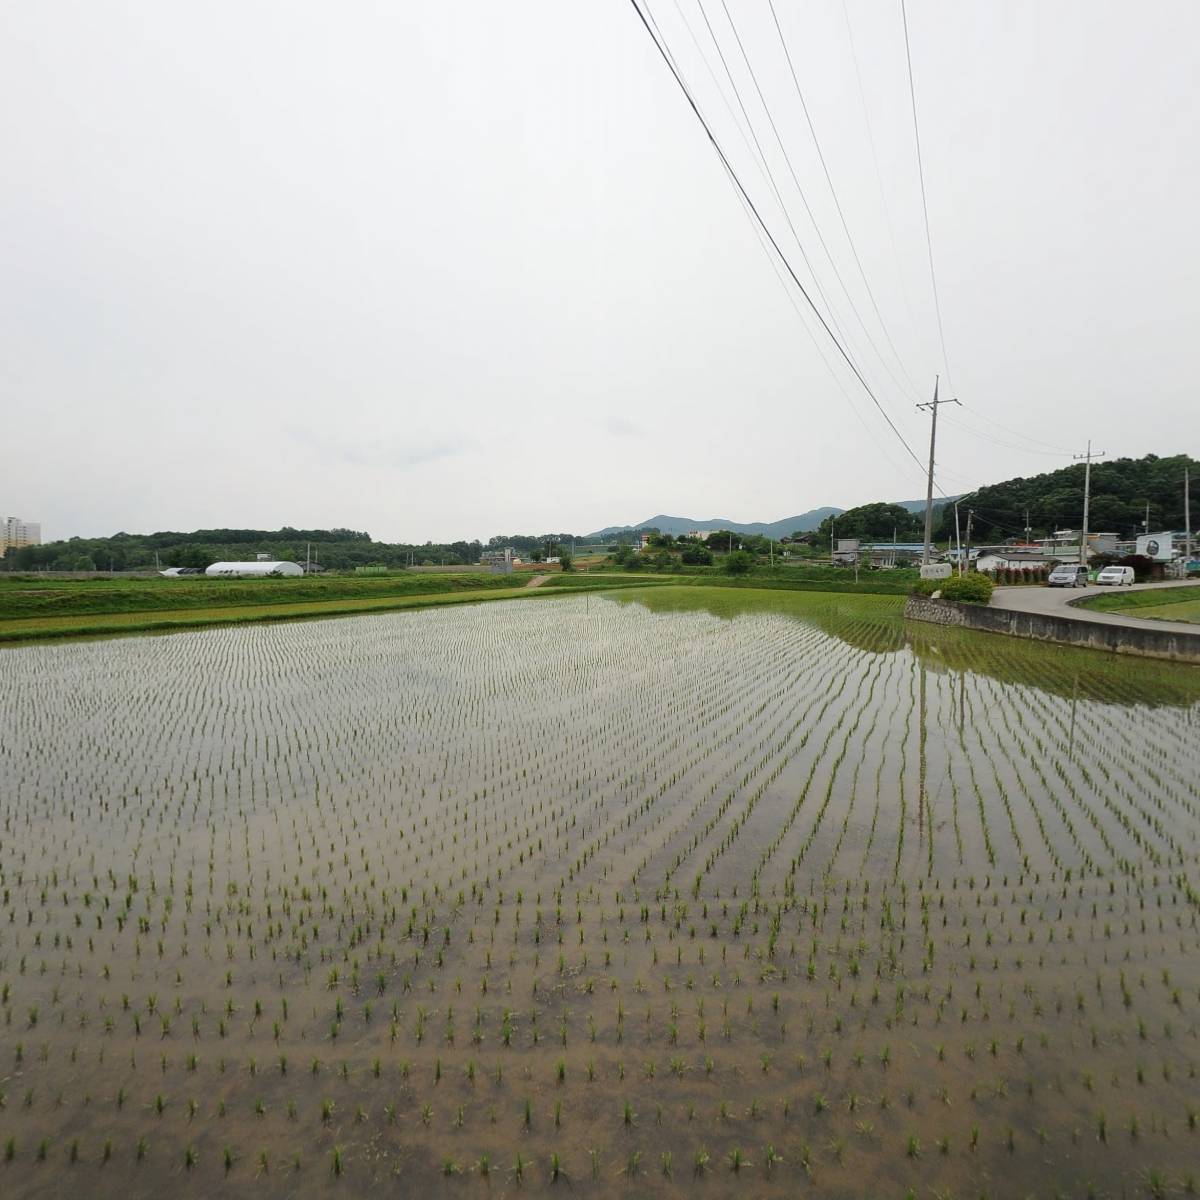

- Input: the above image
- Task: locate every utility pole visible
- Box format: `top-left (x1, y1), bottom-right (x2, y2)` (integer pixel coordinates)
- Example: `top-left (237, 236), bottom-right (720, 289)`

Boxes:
top-left (964, 509), bottom-right (974, 573)
top-left (1073, 440), bottom-right (1105, 567)
top-left (1024, 509), bottom-right (1032, 543)
top-left (1185, 467), bottom-right (1192, 569)
top-left (1144, 501), bottom-right (1151, 535)
top-left (952, 492), bottom-right (975, 576)
top-left (916, 378), bottom-right (960, 565)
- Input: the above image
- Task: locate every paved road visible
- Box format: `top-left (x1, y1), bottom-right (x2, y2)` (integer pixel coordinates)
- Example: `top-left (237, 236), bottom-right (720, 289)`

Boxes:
top-left (991, 578), bottom-right (1200, 636)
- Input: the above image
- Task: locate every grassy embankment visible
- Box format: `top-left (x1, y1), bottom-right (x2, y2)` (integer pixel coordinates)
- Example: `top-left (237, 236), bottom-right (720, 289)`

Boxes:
top-left (545, 564), bottom-right (918, 595)
top-left (0, 573), bottom-right (542, 642)
top-left (1078, 582), bottom-right (1200, 624)
top-left (0, 564), bottom-right (916, 643)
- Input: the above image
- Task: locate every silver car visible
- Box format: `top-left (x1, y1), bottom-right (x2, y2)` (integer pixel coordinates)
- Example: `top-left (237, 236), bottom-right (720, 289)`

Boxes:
top-left (1047, 564), bottom-right (1090, 588)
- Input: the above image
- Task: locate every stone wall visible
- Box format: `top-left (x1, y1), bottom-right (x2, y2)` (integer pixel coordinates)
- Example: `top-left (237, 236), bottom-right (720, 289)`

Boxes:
top-left (903, 595), bottom-right (1200, 664)
top-left (903, 595), bottom-right (969, 627)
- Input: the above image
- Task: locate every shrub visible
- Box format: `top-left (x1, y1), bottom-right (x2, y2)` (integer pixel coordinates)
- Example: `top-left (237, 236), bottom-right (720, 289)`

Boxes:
top-left (723, 551), bottom-right (754, 576)
top-left (911, 572), bottom-right (994, 603)
top-left (680, 545), bottom-right (713, 566)
top-left (939, 572), bottom-right (995, 604)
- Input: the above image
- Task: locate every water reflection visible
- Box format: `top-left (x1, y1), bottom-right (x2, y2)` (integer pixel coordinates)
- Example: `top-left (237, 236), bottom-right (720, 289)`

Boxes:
top-left (611, 585), bottom-right (1200, 710)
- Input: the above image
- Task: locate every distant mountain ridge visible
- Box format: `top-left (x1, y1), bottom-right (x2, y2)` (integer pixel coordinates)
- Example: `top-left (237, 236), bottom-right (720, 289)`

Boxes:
top-left (587, 498), bottom-right (942, 541)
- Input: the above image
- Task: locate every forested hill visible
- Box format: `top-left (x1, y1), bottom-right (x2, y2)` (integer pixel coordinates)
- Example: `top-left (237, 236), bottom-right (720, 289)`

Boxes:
top-left (3, 527), bottom-right (484, 572)
top-left (3, 526), bottom-right (588, 572)
top-left (934, 453), bottom-right (1197, 543)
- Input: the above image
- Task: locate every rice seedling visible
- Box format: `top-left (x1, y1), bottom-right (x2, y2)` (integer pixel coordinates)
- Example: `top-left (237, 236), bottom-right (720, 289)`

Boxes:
top-left (2, 587), bottom-right (1198, 1192)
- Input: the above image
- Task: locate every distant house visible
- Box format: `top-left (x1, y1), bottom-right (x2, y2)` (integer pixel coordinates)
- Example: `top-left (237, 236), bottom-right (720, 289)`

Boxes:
top-left (975, 552), bottom-right (1056, 573)
top-left (479, 548), bottom-right (515, 574)
top-left (862, 542), bottom-right (926, 567)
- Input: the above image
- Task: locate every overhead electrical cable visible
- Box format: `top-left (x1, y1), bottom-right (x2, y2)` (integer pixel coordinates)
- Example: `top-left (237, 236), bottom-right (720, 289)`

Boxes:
top-left (937, 413), bottom-right (1075, 459)
top-left (733, 173), bottom-right (918, 480)
top-left (764, 0), bottom-right (924, 402)
top-left (900, 0), bottom-right (955, 394)
top-left (660, 1), bottom-right (913, 478)
top-left (955, 406), bottom-right (1077, 455)
top-left (666, 0), bottom-right (791, 210)
top-left (839, 0), bottom-right (921, 357)
top-left (628, 0), bottom-right (934, 483)
top-left (708, 0), bottom-right (913, 405)
top-left (690, 0), bottom-right (857, 358)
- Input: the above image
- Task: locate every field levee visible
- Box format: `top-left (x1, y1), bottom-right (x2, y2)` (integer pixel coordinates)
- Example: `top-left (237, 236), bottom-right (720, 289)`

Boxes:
top-left (905, 592), bottom-right (1200, 662)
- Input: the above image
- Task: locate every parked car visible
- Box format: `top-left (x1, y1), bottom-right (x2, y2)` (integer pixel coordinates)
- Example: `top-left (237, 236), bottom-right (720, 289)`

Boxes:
top-left (1047, 564), bottom-right (1090, 588)
top-left (1095, 565), bottom-right (1135, 586)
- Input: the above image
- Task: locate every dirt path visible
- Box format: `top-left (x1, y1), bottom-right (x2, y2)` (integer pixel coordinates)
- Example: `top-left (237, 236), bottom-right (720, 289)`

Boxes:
top-left (524, 574), bottom-right (552, 588)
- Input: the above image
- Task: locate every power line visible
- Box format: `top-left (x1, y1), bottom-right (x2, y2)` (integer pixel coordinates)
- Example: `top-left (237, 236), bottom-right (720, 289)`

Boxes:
top-left (731, 162), bottom-right (919, 481)
top-left (900, 0), bottom-right (954, 394)
top-left (937, 412), bottom-right (1074, 458)
top-left (689, 0), bottom-right (857, 359)
top-left (628, 0), bottom-right (932, 482)
top-left (766, 0), bottom-right (924, 402)
top-left (712, 0), bottom-right (915, 405)
top-left (839, 0), bottom-right (921, 355)
top-left (954, 405), bottom-right (1077, 455)
top-left (656, 0), bottom-right (917, 480)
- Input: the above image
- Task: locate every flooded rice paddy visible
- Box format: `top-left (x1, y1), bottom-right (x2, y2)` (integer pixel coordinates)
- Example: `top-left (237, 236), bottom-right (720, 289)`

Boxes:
top-left (2, 585), bottom-right (1199, 1198)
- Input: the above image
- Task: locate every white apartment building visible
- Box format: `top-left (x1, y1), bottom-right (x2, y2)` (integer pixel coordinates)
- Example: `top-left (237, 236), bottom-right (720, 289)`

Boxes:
top-left (0, 516), bottom-right (41, 557)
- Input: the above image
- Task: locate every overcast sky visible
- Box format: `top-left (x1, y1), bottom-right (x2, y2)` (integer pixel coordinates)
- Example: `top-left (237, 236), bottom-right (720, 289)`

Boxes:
top-left (3, 1), bottom-right (1197, 543)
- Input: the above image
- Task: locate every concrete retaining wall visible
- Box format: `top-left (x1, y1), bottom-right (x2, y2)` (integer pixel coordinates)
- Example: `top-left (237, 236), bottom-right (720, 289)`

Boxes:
top-left (903, 595), bottom-right (1200, 664)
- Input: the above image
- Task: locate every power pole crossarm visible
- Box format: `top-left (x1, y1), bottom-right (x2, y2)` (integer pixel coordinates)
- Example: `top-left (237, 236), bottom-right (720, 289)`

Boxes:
top-left (916, 377), bottom-right (960, 565)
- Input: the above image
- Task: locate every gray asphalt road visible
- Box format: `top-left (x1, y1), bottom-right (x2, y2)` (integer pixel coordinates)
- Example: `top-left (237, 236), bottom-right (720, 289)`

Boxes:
top-left (991, 578), bottom-right (1200, 636)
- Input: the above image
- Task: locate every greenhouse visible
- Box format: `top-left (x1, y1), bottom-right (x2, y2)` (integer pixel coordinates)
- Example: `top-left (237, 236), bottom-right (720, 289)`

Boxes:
top-left (204, 560), bottom-right (303, 577)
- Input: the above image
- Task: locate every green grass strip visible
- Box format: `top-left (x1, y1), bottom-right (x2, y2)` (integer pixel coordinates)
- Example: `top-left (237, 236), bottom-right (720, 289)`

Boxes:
top-left (0, 584), bottom-right (625, 644)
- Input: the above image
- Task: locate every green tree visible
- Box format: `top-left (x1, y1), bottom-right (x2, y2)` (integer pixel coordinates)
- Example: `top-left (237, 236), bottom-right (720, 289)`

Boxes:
top-left (817, 503), bottom-right (922, 543)
top-left (723, 550), bottom-right (754, 575)
top-left (705, 530), bottom-right (739, 551)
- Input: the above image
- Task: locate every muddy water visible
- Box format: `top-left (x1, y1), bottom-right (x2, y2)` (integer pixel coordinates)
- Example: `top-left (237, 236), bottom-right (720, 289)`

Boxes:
top-left (1, 586), bottom-right (1199, 1198)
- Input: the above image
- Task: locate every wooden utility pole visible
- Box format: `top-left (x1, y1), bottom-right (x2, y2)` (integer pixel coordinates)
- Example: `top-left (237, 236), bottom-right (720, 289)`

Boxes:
top-left (1185, 467), bottom-right (1192, 568)
top-left (1073, 441), bottom-right (1105, 566)
top-left (916, 377), bottom-right (960, 565)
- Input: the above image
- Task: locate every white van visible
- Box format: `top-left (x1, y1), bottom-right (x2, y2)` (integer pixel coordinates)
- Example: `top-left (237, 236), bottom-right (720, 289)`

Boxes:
top-left (1095, 565), bottom-right (1135, 586)
top-left (1047, 563), bottom-right (1090, 588)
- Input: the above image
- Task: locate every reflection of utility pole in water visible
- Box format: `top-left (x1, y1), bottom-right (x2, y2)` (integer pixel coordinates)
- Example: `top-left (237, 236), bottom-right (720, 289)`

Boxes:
top-left (1067, 674), bottom-right (1078, 763)
top-left (918, 661), bottom-right (927, 841)
top-left (958, 671), bottom-right (965, 736)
